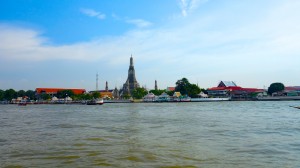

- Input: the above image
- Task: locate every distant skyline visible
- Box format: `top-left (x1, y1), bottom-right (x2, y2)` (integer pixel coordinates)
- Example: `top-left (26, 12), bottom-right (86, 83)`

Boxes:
top-left (1, 0), bottom-right (300, 91)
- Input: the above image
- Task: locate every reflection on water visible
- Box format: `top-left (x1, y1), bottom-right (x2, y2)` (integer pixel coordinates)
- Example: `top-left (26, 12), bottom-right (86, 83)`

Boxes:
top-left (1, 101), bottom-right (300, 167)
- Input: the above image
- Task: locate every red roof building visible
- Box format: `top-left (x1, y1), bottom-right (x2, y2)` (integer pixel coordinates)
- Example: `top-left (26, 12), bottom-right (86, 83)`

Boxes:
top-left (208, 81), bottom-right (263, 92)
top-left (166, 87), bottom-right (175, 91)
top-left (207, 81), bottom-right (264, 99)
top-left (36, 88), bottom-right (86, 95)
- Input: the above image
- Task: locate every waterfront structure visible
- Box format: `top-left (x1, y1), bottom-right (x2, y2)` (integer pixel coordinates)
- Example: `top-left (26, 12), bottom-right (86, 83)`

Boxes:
top-left (143, 93), bottom-right (158, 102)
top-left (158, 92), bottom-right (171, 102)
top-left (207, 81), bottom-right (264, 100)
top-left (284, 86), bottom-right (300, 96)
top-left (173, 92), bottom-right (181, 98)
top-left (90, 81), bottom-right (114, 99)
top-left (122, 56), bottom-right (140, 96)
top-left (35, 88), bottom-right (86, 95)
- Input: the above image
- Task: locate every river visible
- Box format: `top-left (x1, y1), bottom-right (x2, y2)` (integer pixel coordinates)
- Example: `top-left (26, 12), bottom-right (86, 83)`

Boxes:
top-left (1, 101), bottom-right (300, 168)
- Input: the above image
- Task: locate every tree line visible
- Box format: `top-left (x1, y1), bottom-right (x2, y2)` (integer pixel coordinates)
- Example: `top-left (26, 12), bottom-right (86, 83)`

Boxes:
top-left (0, 89), bottom-right (36, 101)
top-left (0, 89), bottom-right (102, 101)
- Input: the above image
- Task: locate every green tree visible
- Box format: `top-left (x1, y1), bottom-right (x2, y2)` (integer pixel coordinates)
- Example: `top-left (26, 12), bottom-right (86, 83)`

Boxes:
top-left (0, 89), bottom-right (4, 101)
top-left (4, 89), bottom-right (17, 101)
top-left (17, 90), bottom-right (26, 97)
top-left (73, 94), bottom-right (83, 100)
top-left (149, 89), bottom-right (165, 96)
top-left (82, 93), bottom-right (93, 100)
top-left (92, 92), bottom-right (101, 99)
top-left (166, 90), bottom-right (175, 96)
top-left (188, 84), bottom-right (201, 98)
top-left (25, 90), bottom-right (36, 100)
top-left (132, 88), bottom-right (148, 99)
top-left (268, 82), bottom-right (285, 95)
top-left (175, 78), bottom-right (190, 95)
top-left (41, 93), bottom-right (51, 100)
top-left (56, 90), bottom-right (75, 98)
top-left (122, 94), bottom-right (131, 99)
top-left (175, 78), bottom-right (201, 97)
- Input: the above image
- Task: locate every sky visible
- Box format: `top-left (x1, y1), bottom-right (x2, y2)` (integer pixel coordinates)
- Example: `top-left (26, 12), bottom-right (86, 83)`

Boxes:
top-left (0, 0), bottom-right (300, 91)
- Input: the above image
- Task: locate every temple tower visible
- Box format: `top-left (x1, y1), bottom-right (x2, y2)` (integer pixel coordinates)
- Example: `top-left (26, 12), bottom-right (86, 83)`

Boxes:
top-left (105, 81), bottom-right (108, 91)
top-left (155, 80), bottom-right (158, 90)
top-left (122, 56), bottom-right (140, 96)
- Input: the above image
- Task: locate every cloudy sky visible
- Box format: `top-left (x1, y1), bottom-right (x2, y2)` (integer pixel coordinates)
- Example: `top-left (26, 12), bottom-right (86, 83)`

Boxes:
top-left (0, 0), bottom-right (299, 91)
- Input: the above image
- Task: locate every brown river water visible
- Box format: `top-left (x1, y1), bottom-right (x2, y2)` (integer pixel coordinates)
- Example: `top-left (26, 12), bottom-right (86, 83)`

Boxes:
top-left (1, 101), bottom-right (300, 167)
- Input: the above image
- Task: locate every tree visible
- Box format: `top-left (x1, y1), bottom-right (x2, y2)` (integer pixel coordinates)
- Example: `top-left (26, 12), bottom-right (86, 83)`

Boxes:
top-left (122, 94), bottom-right (131, 99)
top-left (82, 93), bottom-right (93, 100)
top-left (166, 90), bottom-right (175, 96)
top-left (188, 84), bottom-right (201, 98)
top-left (149, 89), bottom-right (165, 96)
top-left (4, 89), bottom-right (17, 101)
top-left (25, 90), bottom-right (36, 100)
top-left (175, 78), bottom-right (201, 97)
top-left (268, 82), bottom-right (285, 95)
top-left (56, 90), bottom-right (75, 98)
top-left (175, 78), bottom-right (190, 95)
top-left (92, 92), bottom-right (101, 99)
top-left (0, 89), bottom-right (4, 101)
top-left (132, 87), bottom-right (148, 99)
top-left (17, 90), bottom-right (26, 97)
top-left (41, 93), bottom-right (51, 100)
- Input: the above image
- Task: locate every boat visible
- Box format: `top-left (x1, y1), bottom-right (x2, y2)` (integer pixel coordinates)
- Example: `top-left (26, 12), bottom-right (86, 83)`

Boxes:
top-left (290, 106), bottom-right (300, 109)
top-left (191, 97), bottom-right (230, 102)
top-left (86, 99), bottom-right (104, 105)
top-left (18, 101), bottom-right (27, 106)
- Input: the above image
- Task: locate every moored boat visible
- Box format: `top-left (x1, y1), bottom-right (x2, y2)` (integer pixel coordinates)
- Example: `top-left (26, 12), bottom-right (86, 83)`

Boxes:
top-left (18, 101), bottom-right (27, 106)
top-left (86, 99), bottom-right (104, 105)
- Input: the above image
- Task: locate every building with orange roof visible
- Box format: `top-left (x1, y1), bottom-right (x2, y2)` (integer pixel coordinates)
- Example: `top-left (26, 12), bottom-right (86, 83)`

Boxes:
top-left (36, 88), bottom-right (86, 95)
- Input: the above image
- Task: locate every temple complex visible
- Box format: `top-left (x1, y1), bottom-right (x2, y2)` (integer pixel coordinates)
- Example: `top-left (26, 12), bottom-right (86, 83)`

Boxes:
top-left (122, 56), bottom-right (140, 96)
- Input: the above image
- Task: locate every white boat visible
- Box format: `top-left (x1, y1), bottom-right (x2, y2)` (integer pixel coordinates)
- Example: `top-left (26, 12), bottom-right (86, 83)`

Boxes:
top-left (190, 97), bottom-right (230, 102)
top-left (95, 99), bottom-right (104, 105)
top-left (86, 98), bottom-right (104, 105)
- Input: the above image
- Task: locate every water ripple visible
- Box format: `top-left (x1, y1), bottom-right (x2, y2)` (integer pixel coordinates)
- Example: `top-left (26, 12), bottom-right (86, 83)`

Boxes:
top-left (1, 103), bottom-right (300, 167)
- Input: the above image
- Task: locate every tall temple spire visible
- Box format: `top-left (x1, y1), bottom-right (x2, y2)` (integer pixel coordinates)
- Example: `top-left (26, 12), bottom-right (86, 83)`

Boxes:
top-left (130, 54), bottom-right (133, 66)
top-left (105, 81), bottom-right (108, 91)
top-left (122, 55), bottom-right (140, 96)
top-left (155, 80), bottom-right (158, 90)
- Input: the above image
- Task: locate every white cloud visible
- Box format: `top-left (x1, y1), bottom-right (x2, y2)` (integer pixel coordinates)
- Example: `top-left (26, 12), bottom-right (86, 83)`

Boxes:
top-left (178, 0), bottom-right (208, 17)
top-left (126, 19), bottom-right (152, 28)
top-left (80, 8), bottom-right (105, 20)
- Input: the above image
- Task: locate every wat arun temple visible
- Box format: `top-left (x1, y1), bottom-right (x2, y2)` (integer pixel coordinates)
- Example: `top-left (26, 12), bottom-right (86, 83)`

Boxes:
top-left (121, 56), bottom-right (140, 96)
